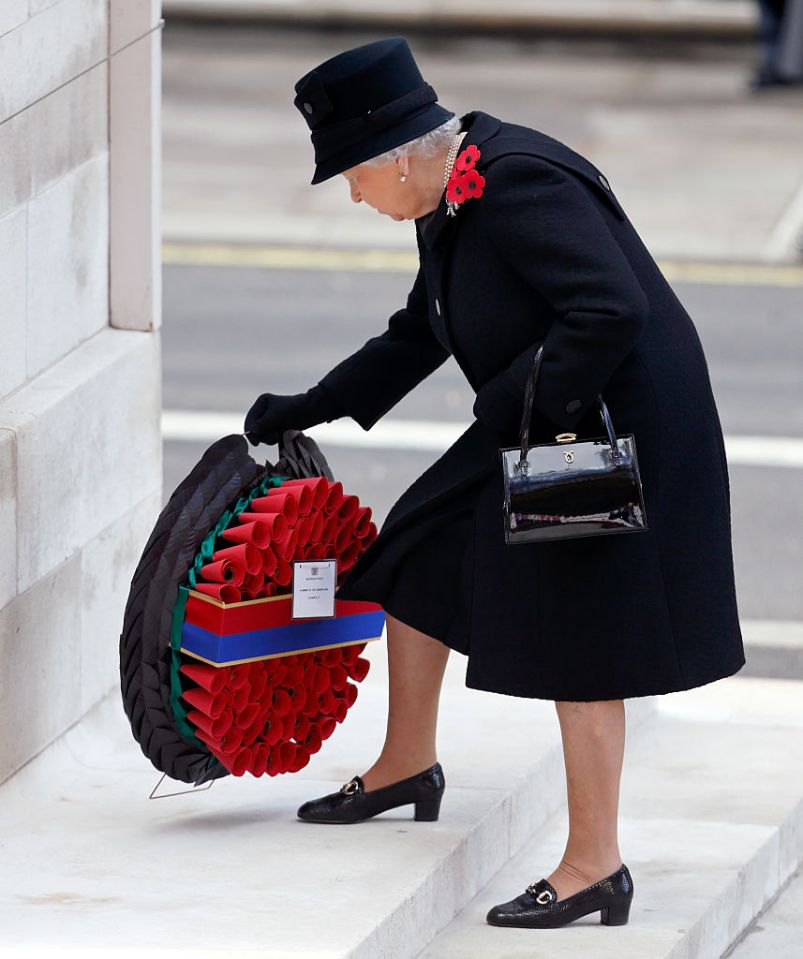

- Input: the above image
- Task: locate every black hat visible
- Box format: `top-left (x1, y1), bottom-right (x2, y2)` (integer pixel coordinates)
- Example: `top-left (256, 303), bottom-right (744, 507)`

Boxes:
top-left (293, 37), bottom-right (456, 185)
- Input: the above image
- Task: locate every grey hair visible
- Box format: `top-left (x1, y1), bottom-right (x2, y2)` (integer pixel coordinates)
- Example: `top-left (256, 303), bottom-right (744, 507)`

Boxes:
top-left (360, 115), bottom-right (462, 167)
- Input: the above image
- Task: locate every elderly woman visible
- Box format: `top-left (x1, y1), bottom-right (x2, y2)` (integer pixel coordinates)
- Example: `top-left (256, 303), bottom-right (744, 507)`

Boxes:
top-left (244, 37), bottom-right (745, 930)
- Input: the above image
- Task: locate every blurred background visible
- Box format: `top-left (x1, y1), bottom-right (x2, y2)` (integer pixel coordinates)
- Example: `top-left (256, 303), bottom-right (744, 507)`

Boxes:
top-left (159, 2), bottom-right (803, 641)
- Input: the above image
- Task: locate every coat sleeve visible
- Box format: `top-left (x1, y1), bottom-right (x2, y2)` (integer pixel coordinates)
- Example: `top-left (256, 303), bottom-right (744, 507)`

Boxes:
top-left (316, 256), bottom-right (451, 431)
top-left (472, 154), bottom-right (650, 436)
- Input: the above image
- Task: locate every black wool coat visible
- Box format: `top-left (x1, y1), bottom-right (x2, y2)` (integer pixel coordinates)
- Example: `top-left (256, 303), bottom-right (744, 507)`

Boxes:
top-left (318, 109), bottom-right (746, 701)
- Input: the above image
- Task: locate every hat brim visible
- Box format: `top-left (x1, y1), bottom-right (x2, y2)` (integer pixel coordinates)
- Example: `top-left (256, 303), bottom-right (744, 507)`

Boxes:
top-left (310, 103), bottom-right (456, 185)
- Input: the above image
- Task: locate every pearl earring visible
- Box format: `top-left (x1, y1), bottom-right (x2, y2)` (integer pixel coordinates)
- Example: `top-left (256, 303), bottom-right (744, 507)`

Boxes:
top-left (399, 174), bottom-right (407, 182)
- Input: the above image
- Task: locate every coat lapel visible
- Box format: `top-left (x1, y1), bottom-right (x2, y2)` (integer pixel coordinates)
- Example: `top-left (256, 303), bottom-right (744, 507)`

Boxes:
top-left (417, 111), bottom-right (503, 374)
top-left (340, 113), bottom-right (508, 564)
top-left (418, 110), bottom-right (502, 253)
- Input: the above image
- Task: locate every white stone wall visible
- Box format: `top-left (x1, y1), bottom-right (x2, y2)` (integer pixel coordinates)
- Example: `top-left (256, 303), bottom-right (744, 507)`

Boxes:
top-left (0, 0), bottom-right (163, 784)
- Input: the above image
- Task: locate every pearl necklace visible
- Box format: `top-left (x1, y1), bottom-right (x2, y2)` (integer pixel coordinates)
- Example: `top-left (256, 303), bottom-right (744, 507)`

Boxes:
top-left (443, 131), bottom-right (467, 193)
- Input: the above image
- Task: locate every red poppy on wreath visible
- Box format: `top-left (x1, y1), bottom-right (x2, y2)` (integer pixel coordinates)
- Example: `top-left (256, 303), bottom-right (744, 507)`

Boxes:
top-left (446, 146), bottom-right (486, 217)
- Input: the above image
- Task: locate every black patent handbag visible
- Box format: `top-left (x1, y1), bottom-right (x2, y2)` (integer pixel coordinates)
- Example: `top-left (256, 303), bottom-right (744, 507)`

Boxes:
top-left (500, 345), bottom-right (648, 543)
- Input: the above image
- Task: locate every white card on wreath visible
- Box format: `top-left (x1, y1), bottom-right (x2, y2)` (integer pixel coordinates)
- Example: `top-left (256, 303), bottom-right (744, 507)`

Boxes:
top-left (291, 559), bottom-right (337, 620)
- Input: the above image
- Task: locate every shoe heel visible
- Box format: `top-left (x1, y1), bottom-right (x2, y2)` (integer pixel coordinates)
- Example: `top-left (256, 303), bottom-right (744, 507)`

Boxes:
top-left (600, 901), bottom-right (631, 926)
top-left (414, 795), bottom-right (442, 821)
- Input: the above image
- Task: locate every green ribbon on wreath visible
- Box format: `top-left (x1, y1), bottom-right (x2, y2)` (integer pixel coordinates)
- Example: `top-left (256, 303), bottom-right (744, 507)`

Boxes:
top-left (169, 474), bottom-right (289, 745)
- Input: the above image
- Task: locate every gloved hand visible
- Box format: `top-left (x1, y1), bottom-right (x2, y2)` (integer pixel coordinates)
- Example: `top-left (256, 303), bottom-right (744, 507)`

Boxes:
top-left (243, 383), bottom-right (345, 446)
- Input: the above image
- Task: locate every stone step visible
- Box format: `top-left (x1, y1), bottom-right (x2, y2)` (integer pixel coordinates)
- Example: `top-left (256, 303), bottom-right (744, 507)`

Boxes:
top-left (7, 637), bottom-right (794, 958)
top-left (415, 676), bottom-right (803, 958)
top-left (727, 868), bottom-right (803, 957)
top-left (0, 634), bottom-right (652, 957)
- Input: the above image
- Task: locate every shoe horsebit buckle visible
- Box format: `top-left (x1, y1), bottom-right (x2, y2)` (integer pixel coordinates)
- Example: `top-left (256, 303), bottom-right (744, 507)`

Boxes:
top-left (526, 883), bottom-right (554, 905)
top-left (341, 778), bottom-right (359, 795)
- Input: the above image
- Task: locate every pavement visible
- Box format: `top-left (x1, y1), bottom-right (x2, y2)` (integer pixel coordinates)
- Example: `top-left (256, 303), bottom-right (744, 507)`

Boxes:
top-left (162, 0), bottom-right (758, 38)
top-left (161, 24), bottom-right (803, 264)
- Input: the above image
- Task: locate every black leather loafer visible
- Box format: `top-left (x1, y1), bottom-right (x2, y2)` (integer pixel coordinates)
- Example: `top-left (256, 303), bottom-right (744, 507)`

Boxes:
top-left (486, 863), bottom-right (634, 928)
top-left (296, 761), bottom-right (445, 823)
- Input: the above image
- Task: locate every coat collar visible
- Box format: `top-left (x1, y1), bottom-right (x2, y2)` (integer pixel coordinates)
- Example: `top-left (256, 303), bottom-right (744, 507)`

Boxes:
top-left (416, 109), bottom-right (502, 251)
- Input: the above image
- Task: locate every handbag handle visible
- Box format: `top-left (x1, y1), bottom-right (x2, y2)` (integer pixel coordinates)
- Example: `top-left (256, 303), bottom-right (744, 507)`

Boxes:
top-left (517, 345), bottom-right (621, 471)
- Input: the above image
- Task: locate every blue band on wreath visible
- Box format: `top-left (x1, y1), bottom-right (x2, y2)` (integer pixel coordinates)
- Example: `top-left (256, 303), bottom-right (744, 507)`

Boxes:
top-left (180, 602), bottom-right (385, 665)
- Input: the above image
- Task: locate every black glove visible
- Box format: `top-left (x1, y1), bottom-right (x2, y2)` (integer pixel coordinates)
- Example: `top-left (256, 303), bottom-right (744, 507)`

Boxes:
top-left (243, 383), bottom-right (345, 446)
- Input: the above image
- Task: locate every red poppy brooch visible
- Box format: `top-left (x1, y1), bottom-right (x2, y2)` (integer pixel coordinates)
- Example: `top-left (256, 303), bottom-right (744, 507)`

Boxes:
top-left (446, 144), bottom-right (486, 217)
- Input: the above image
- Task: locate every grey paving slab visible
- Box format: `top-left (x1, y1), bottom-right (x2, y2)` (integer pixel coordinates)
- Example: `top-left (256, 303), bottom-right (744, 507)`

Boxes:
top-left (161, 25), bottom-right (803, 262)
top-left (740, 621), bottom-right (803, 680)
top-left (163, 0), bottom-right (756, 36)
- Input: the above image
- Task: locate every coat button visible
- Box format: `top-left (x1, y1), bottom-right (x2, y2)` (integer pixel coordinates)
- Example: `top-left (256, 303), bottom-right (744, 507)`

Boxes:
top-left (434, 297), bottom-right (441, 315)
top-left (565, 399), bottom-right (582, 414)
top-left (303, 102), bottom-right (313, 114)
top-left (597, 173), bottom-right (611, 191)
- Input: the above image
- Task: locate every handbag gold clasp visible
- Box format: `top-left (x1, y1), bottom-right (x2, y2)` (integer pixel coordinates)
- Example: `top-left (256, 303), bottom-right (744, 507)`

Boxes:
top-left (555, 433), bottom-right (577, 444)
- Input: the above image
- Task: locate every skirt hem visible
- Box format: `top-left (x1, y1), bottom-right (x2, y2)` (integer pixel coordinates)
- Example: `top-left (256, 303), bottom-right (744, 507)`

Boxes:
top-left (463, 652), bottom-right (748, 702)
